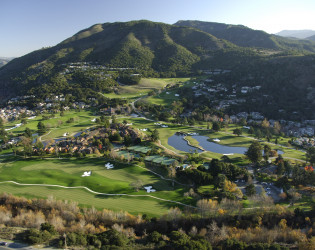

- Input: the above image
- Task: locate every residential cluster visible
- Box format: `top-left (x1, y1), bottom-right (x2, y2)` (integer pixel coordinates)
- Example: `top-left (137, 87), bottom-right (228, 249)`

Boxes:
top-left (44, 124), bottom-right (141, 155)
top-left (0, 106), bottom-right (35, 122)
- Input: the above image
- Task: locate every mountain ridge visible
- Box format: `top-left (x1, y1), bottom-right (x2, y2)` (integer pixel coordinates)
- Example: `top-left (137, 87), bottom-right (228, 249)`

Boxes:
top-left (174, 20), bottom-right (315, 53)
top-left (0, 20), bottom-right (315, 104)
top-left (276, 29), bottom-right (315, 39)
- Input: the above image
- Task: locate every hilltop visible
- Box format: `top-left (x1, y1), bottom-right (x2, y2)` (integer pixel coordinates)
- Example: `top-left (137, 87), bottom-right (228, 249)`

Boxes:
top-left (276, 29), bottom-right (315, 39)
top-left (175, 20), bottom-right (315, 53)
top-left (307, 34), bottom-right (315, 41)
top-left (0, 20), bottom-right (315, 108)
top-left (0, 20), bottom-right (238, 100)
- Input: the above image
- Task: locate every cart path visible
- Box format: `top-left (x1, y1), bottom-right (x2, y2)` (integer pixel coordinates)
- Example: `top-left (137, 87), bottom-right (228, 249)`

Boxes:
top-left (0, 181), bottom-right (197, 209)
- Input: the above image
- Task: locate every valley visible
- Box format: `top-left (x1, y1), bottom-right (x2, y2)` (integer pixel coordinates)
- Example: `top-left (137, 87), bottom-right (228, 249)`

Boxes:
top-left (0, 19), bottom-right (315, 249)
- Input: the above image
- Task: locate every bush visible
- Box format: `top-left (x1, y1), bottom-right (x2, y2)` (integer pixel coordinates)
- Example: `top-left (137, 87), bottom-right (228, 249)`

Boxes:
top-left (149, 231), bottom-right (162, 243)
top-left (25, 228), bottom-right (52, 244)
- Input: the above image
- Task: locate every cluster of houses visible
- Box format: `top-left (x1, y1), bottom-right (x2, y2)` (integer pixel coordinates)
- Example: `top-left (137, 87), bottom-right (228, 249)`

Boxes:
top-left (282, 121), bottom-right (315, 137)
top-left (191, 80), bottom-right (262, 112)
top-left (201, 69), bottom-right (231, 75)
top-left (293, 137), bottom-right (315, 148)
top-left (43, 124), bottom-right (141, 155)
top-left (229, 112), bottom-right (265, 123)
top-left (60, 62), bottom-right (135, 75)
top-left (0, 106), bottom-right (35, 122)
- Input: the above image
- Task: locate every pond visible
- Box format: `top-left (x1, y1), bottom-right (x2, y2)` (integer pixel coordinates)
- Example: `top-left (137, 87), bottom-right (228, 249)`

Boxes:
top-left (168, 134), bottom-right (283, 155)
top-left (168, 134), bottom-right (203, 153)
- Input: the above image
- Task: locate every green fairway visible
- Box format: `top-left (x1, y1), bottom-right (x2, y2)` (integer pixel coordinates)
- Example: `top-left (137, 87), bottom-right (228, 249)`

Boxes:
top-left (101, 78), bottom-right (183, 100)
top-left (0, 157), bottom-right (193, 215)
top-left (0, 183), bottom-right (172, 216)
top-left (4, 110), bottom-right (96, 141)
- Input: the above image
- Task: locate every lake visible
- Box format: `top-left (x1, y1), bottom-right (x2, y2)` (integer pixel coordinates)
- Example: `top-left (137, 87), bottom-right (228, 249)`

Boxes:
top-left (168, 134), bottom-right (283, 155)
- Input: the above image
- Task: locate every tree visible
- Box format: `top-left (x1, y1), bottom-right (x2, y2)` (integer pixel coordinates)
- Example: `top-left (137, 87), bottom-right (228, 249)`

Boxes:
top-left (37, 121), bottom-right (46, 135)
top-left (306, 147), bottom-right (315, 165)
top-left (0, 118), bottom-right (7, 138)
top-left (168, 166), bottom-right (177, 187)
top-left (233, 128), bottom-right (242, 136)
top-left (123, 135), bottom-right (132, 147)
top-left (150, 129), bottom-right (159, 142)
top-left (263, 144), bottom-right (271, 161)
top-left (261, 118), bottom-right (270, 128)
top-left (274, 121), bottom-right (281, 134)
top-left (288, 188), bottom-right (302, 205)
top-left (111, 115), bottom-right (117, 125)
top-left (212, 122), bottom-right (220, 132)
top-left (35, 141), bottom-right (45, 159)
top-left (245, 184), bottom-right (256, 196)
top-left (24, 127), bottom-right (32, 138)
top-left (245, 141), bottom-right (262, 164)
top-left (276, 161), bottom-right (285, 176)
top-left (197, 199), bottom-right (218, 217)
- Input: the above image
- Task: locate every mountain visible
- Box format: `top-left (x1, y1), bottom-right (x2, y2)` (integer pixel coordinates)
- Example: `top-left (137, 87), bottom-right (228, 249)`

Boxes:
top-left (307, 35), bottom-right (315, 41)
top-left (276, 30), bottom-right (315, 39)
top-left (175, 21), bottom-right (315, 53)
top-left (0, 20), bottom-right (250, 100)
top-left (0, 20), bottom-right (315, 114)
top-left (175, 20), bottom-right (278, 49)
top-left (0, 57), bottom-right (14, 68)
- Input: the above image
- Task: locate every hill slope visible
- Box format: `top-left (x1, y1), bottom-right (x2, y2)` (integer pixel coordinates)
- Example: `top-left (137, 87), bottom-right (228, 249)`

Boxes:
top-left (175, 20), bottom-right (278, 49)
top-left (276, 30), bottom-right (315, 39)
top-left (175, 20), bottom-right (315, 53)
top-left (0, 19), bottom-right (314, 115)
top-left (0, 20), bottom-right (239, 100)
top-left (307, 35), bottom-right (315, 41)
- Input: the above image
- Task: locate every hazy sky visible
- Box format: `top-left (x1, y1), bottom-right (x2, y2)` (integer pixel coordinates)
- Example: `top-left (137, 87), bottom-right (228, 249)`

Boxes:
top-left (1, 0), bottom-right (315, 57)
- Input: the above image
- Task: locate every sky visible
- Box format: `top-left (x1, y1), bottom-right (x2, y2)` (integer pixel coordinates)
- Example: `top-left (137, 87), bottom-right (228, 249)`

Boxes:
top-left (1, 0), bottom-right (315, 57)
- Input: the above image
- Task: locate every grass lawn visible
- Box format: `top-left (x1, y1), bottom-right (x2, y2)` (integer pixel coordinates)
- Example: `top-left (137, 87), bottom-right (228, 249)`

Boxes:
top-left (185, 136), bottom-right (204, 150)
top-left (278, 195), bottom-right (315, 212)
top-left (4, 110), bottom-right (96, 141)
top-left (0, 183), bottom-right (171, 217)
top-left (146, 79), bottom-right (192, 106)
top-left (101, 78), bottom-right (186, 100)
top-left (0, 157), bottom-right (193, 215)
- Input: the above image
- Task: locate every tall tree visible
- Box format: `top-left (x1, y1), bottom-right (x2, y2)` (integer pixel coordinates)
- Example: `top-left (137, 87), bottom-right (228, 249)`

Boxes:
top-left (168, 166), bottom-right (177, 187)
top-left (150, 129), bottom-right (159, 142)
top-left (24, 127), bottom-right (33, 138)
top-left (306, 147), bottom-right (315, 165)
top-left (245, 184), bottom-right (256, 196)
top-left (263, 144), bottom-right (271, 161)
top-left (37, 121), bottom-right (47, 135)
top-left (233, 128), bottom-right (242, 136)
top-left (245, 141), bottom-right (262, 164)
top-left (212, 122), bottom-right (220, 132)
